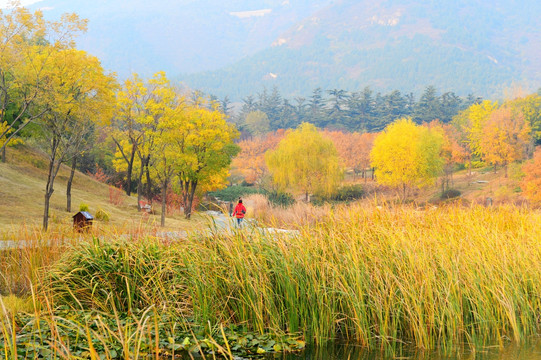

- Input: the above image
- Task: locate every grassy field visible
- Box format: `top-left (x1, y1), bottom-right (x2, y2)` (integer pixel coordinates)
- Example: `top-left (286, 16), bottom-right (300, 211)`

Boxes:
top-left (1, 202), bottom-right (541, 358)
top-left (0, 145), bottom-right (207, 232)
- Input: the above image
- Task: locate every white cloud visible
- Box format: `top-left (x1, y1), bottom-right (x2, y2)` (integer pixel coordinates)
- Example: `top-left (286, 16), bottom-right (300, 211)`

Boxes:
top-left (229, 9), bottom-right (272, 19)
top-left (0, 0), bottom-right (44, 9)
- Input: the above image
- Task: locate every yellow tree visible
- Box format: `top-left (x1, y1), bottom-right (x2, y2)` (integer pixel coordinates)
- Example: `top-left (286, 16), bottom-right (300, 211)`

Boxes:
top-left (507, 94), bottom-right (541, 149)
top-left (146, 75), bottom-right (183, 226)
top-left (521, 147), bottom-right (541, 204)
top-left (478, 106), bottom-right (530, 177)
top-left (111, 74), bottom-right (149, 196)
top-left (452, 100), bottom-right (499, 172)
top-left (174, 98), bottom-right (240, 219)
top-left (370, 118), bottom-right (443, 200)
top-left (0, 6), bottom-right (87, 157)
top-left (35, 48), bottom-right (116, 229)
top-left (266, 122), bottom-right (342, 202)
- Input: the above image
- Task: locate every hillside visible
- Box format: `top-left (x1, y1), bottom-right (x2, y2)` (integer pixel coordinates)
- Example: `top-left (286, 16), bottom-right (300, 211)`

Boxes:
top-left (182, 0), bottom-right (541, 99)
top-left (29, 0), bottom-right (331, 77)
top-left (24, 0), bottom-right (541, 100)
top-left (0, 145), bottom-right (206, 231)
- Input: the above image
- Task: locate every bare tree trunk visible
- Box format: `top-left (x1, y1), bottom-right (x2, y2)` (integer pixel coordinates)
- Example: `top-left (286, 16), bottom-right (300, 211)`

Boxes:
top-left (183, 180), bottom-right (198, 219)
top-left (1, 146), bottom-right (5, 163)
top-left (125, 145), bottom-right (136, 196)
top-left (43, 140), bottom-right (59, 231)
top-left (305, 192), bottom-right (309, 203)
top-left (160, 180), bottom-right (167, 227)
top-left (145, 157), bottom-right (152, 201)
top-left (66, 157), bottom-right (77, 212)
top-left (136, 160), bottom-right (144, 211)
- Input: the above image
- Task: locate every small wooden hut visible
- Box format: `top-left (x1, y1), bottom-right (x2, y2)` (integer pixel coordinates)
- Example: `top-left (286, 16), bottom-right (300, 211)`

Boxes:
top-left (73, 211), bottom-right (93, 231)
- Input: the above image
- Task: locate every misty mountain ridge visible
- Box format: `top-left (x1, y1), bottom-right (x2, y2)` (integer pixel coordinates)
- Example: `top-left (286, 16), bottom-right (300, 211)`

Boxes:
top-left (29, 0), bottom-right (541, 100)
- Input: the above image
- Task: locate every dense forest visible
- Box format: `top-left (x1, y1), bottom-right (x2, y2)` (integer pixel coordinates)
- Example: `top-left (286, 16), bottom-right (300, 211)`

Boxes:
top-left (222, 85), bottom-right (483, 134)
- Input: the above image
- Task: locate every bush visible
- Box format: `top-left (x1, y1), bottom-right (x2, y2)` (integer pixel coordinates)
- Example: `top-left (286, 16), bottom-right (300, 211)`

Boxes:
top-left (311, 185), bottom-right (364, 205)
top-left (79, 203), bottom-right (89, 212)
top-left (208, 185), bottom-right (263, 202)
top-left (95, 208), bottom-right (110, 222)
top-left (267, 191), bottom-right (295, 207)
top-left (331, 184), bottom-right (364, 201)
top-left (441, 189), bottom-right (461, 199)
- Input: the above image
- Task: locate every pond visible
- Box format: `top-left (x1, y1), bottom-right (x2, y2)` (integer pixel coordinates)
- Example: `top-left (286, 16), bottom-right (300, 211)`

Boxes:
top-left (270, 341), bottom-right (541, 360)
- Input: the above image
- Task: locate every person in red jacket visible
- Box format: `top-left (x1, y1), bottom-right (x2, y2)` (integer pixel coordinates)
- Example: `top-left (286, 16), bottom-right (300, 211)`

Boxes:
top-left (232, 198), bottom-right (247, 227)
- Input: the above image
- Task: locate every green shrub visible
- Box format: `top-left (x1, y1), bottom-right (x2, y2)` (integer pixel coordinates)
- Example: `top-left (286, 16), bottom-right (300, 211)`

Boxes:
top-left (95, 208), bottom-right (110, 222)
top-left (79, 203), bottom-right (89, 212)
top-left (331, 184), bottom-right (364, 201)
top-left (311, 185), bottom-right (364, 205)
top-left (208, 185), bottom-right (263, 202)
top-left (441, 189), bottom-right (461, 199)
top-left (267, 191), bottom-right (295, 207)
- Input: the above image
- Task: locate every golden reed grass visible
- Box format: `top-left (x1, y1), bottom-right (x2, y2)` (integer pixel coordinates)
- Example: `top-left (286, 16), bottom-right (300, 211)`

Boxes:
top-left (2, 203), bottom-right (541, 355)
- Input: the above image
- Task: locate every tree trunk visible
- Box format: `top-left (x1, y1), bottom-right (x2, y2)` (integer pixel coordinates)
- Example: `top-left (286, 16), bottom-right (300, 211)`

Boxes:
top-left (125, 144), bottom-right (137, 196)
top-left (43, 141), bottom-right (58, 231)
top-left (184, 180), bottom-right (198, 219)
top-left (305, 192), bottom-right (309, 203)
top-left (160, 180), bottom-right (167, 227)
top-left (136, 159), bottom-right (144, 211)
top-left (402, 183), bottom-right (407, 202)
top-left (145, 157), bottom-right (152, 201)
top-left (1, 146), bottom-right (5, 163)
top-left (66, 157), bottom-right (77, 212)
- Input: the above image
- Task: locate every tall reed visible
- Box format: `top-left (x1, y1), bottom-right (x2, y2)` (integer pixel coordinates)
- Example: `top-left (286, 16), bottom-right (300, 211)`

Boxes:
top-left (177, 204), bottom-right (541, 349)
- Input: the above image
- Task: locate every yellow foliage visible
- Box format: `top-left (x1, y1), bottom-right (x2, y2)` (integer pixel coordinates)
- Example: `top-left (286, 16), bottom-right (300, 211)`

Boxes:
top-left (370, 118), bottom-right (443, 198)
top-left (266, 122), bottom-right (342, 200)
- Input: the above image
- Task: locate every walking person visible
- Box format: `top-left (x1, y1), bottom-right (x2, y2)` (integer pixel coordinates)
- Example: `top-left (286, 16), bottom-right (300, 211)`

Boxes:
top-left (232, 198), bottom-right (247, 227)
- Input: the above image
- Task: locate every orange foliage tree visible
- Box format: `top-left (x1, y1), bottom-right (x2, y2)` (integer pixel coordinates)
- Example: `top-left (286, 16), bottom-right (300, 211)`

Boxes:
top-left (428, 120), bottom-right (467, 192)
top-left (521, 147), bottom-right (541, 204)
top-left (323, 130), bottom-right (376, 181)
top-left (479, 106), bottom-right (530, 177)
top-left (232, 130), bottom-right (285, 185)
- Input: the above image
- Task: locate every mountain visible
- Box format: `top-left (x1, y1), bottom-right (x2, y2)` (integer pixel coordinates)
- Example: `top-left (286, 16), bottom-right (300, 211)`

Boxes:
top-left (30, 0), bottom-right (331, 77)
top-left (29, 0), bottom-right (541, 100)
top-left (182, 0), bottom-right (541, 99)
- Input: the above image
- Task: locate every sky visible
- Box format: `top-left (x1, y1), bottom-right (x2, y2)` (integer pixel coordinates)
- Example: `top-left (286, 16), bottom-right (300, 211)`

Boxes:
top-left (0, 0), bottom-right (42, 8)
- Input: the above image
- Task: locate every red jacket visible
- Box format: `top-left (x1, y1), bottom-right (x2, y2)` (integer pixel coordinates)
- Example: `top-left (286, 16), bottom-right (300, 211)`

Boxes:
top-left (233, 203), bottom-right (246, 218)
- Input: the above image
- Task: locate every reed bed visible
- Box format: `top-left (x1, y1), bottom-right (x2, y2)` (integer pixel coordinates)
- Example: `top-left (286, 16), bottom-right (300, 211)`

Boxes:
top-left (176, 204), bottom-right (541, 350)
top-left (1, 204), bottom-right (541, 357)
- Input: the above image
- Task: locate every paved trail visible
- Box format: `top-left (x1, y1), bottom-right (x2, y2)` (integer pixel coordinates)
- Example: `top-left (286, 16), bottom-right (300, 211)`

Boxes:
top-left (0, 212), bottom-right (299, 250)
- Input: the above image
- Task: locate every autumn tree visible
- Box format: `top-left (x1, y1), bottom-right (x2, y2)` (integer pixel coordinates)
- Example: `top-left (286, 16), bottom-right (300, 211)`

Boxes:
top-left (35, 48), bottom-right (116, 229)
top-left (452, 100), bottom-right (498, 172)
top-left (175, 99), bottom-right (240, 219)
top-left (370, 118), bottom-right (443, 200)
top-left (428, 120), bottom-right (467, 193)
top-left (266, 122), bottom-right (342, 202)
top-left (324, 130), bottom-right (376, 181)
top-left (232, 130), bottom-right (285, 185)
top-left (507, 94), bottom-right (541, 148)
top-left (145, 73), bottom-right (183, 226)
top-left (0, 6), bottom-right (87, 159)
top-left (478, 106), bottom-right (530, 177)
top-left (521, 147), bottom-right (541, 204)
top-left (245, 110), bottom-right (270, 137)
top-left (111, 74), bottom-right (148, 196)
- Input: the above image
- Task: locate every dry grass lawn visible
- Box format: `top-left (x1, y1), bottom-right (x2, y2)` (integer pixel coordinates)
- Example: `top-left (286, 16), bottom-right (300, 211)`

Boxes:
top-left (0, 145), bottom-right (207, 234)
